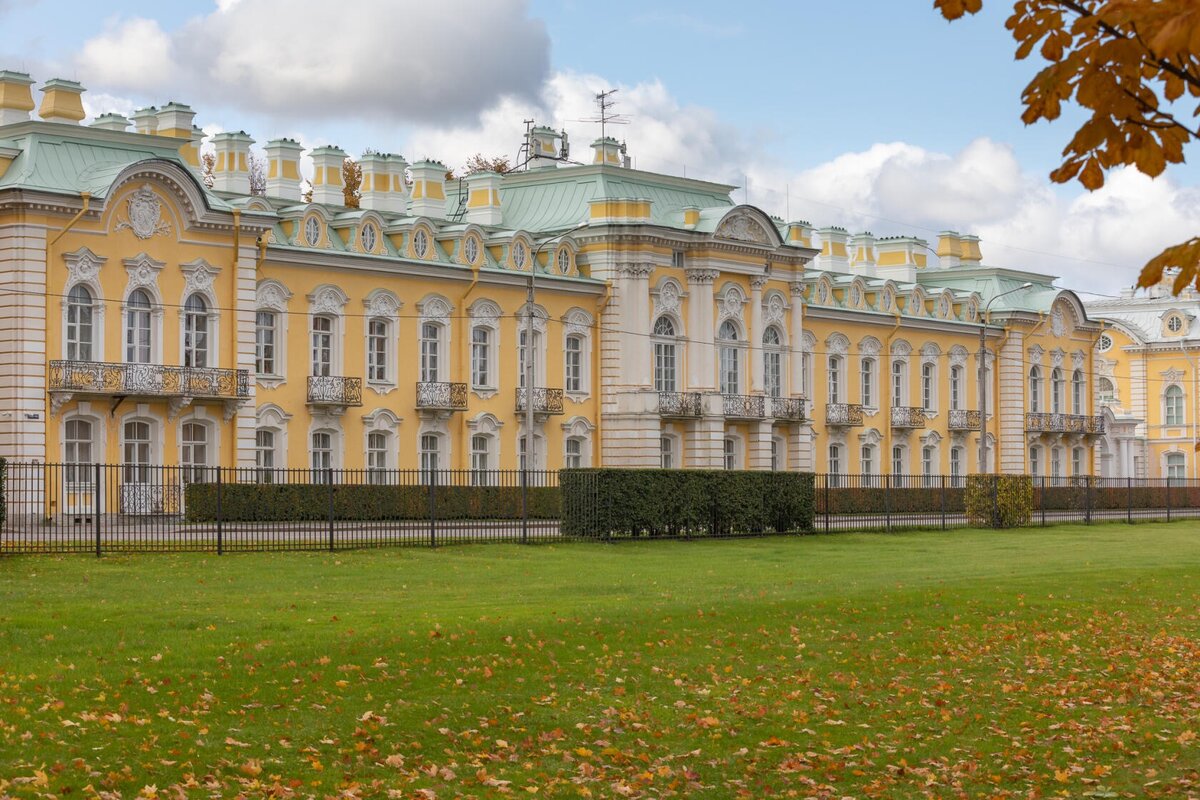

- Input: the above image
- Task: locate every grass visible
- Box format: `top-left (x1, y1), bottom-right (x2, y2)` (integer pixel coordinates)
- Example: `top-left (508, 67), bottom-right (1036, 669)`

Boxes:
top-left (2, 523), bottom-right (1199, 798)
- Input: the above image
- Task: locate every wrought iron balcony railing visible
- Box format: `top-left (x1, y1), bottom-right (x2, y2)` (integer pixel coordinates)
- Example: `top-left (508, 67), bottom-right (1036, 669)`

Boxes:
top-left (48, 360), bottom-right (249, 399)
top-left (948, 409), bottom-right (982, 431)
top-left (657, 391), bottom-right (703, 417)
top-left (307, 375), bottom-right (363, 407)
top-left (416, 381), bottom-right (468, 411)
top-left (825, 402), bottom-right (865, 427)
top-left (515, 387), bottom-right (564, 415)
top-left (722, 394), bottom-right (766, 419)
top-left (769, 396), bottom-right (806, 422)
top-left (890, 406), bottom-right (927, 429)
top-left (1025, 412), bottom-right (1105, 435)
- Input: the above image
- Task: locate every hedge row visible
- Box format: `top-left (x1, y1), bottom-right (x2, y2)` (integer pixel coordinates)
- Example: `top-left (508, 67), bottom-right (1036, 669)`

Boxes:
top-left (819, 486), bottom-right (966, 515)
top-left (1035, 483), bottom-right (1200, 511)
top-left (560, 468), bottom-right (815, 537)
top-left (184, 482), bottom-right (560, 522)
top-left (0, 458), bottom-right (6, 527)
top-left (965, 475), bottom-right (1033, 528)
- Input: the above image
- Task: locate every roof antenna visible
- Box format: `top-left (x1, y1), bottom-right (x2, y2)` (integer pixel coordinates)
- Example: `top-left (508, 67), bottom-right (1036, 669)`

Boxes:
top-left (575, 89), bottom-right (629, 143)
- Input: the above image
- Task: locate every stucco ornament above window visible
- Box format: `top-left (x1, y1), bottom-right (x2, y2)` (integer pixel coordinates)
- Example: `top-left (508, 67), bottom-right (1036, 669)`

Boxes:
top-left (715, 212), bottom-right (771, 244)
top-left (1051, 309), bottom-right (1066, 337)
top-left (116, 184), bottom-right (171, 239)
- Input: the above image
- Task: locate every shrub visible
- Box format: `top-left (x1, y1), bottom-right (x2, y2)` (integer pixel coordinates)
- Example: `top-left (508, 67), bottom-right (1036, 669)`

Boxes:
top-left (819, 485), bottom-right (966, 515)
top-left (0, 457), bottom-right (6, 527)
top-left (185, 482), bottom-right (560, 523)
top-left (560, 469), bottom-right (815, 538)
top-left (965, 475), bottom-right (1033, 528)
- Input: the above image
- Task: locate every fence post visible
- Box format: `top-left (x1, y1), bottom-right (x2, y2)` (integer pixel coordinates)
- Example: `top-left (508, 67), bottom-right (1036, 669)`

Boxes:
top-left (326, 467), bottom-right (335, 552)
top-left (216, 467), bottom-right (224, 555)
top-left (1040, 477), bottom-right (1046, 527)
top-left (520, 468), bottom-right (529, 545)
top-left (1084, 475), bottom-right (1092, 525)
top-left (1127, 476), bottom-right (1133, 524)
top-left (941, 474), bottom-right (947, 530)
top-left (94, 462), bottom-right (101, 558)
top-left (1166, 477), bottom-right (1172, 522)
top-left (428, 469), bottom-right (437, 548)
top-left (823, 474), bottom-right (830, 533)
top-left (884, 473), bottom-right (891, 532)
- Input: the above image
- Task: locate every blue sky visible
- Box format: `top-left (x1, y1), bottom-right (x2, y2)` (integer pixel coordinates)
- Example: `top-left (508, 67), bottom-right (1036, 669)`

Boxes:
top-left (0, 0), bottom-right (1195, 293)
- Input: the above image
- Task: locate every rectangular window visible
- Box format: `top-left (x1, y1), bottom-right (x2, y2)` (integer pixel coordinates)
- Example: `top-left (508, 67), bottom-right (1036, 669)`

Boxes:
top-left (471, 327), bottom-right (491, 388)
top-left (770, 439), bottom-right (780, 471)
top-left (950, 447), bottom-right (962, 486)
top-left (719, 347), bottom-right (739, 395)
top-left (1029, 446), bottom-right (1040, 477)
top-left (311, 431), bottom-right (332, 481)
top-left (922, 446), bottom-right (934, 486)
top-left (1051, 447), bottom-right (1063, 484)
top-left (565, 438), bottom-right (583, 469)
top-left (950, 366), bottom-right (962, 411)
top-left (828, 444), bottom-right (841, 479)
top-left (892, 361), bottom-right (905, 407)
top-left (420, 434), bottom-right (440, 482)
top-left (565, 335), bottom-right (583, 393)
top-left (255, 429), bottom-right (275, 483)
top-left (255, 311), bottom-right (276, 375)
top-left (367, 431), bottom-right (389, 484)
top-left (660, 436), bottom-right (674, 469)
top-left (723, 437), bottom-right (736, 470)
top-left (921, 364), bottom-right (935, 411)
top-left (1167, 453), bottom-right (1186, 484)
top-left (1072, 446), bottom-right (1083, 477)
top-left (420, 323), bottom-right (440, 383)
top-left (860, 359), bottom-right (874, 407)
top-left (765, 352), bottom-right (782, 398)
top-left (860, 444), bottom-right (874, 476)
top-left (367, 319), bottom-right (389, 383)
top-left (892, 445), bottom-right (904, 477)
top-left (655, 341), bottom-right (676, 392)
top-left (311, 317), bottom-right (333, 377)
top-left (471, 435), bottom-right (491, 485)
top-left (64, 418), bottom-right (93, 485)
top-left (828, 356), bottom-right (841, 405)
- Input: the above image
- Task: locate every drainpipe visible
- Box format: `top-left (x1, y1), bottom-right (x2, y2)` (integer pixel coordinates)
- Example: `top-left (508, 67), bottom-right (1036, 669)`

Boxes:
top-left (228, 209), bottom-right (241, 466)
top-left (457, 260), bottom-right (483, 470)
top-left (882, 309), bottom-right (902, 476)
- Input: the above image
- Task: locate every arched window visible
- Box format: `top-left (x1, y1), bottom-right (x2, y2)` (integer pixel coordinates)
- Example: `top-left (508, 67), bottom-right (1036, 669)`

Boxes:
top-left (891, 360), bottom-right (907, 407)
top-left (950, 365), bottom-right (963, 411)
top-left (183, 293), bottom-right (209, 368)
top-left (1050, 367), bottom-right (1064, 414)
top-left (1072, 369), bottom-right (1085, 414)
top-left (311, 431), bottom-right (334, 481)
top-left (1029, 366), bottom-right (1042, 413)
top-left (420, 322), bottom-right (441, 383)
top-left (860, 358), bottom-right (875, 407)
top-left (125, 289), bottom-right (153, 364)
top-left (181, 421), bottom-right (209, 484)
top-left (827, 355), bottom-right (842, 405)
top-left (367, 318), bottom-right (390, 384)
top-left (921, 363), bottom-right (936, 411)
top-left (66, 285), bottom-right (94, 361)
top-left (64, 418), bottom-right (93, 484)
top-left (763, 326), bottom-right (784, 398)
top-left (653, 316), bottom-right (677, 393)
top-left (1165, 385), bottom-right (1185, 426)
top-left (1050, 446), bottom-right (1063, 484)
top-left (717, 320), bottom-right (740, 395)
top-left (311, 315), bottom-right (334, 377)
top-left (564, 334), bottom-right (583, 393)
top-left (471, 326), bottom-right (492, 389)
top-left (1098, 377), bottom-right (1115, 403)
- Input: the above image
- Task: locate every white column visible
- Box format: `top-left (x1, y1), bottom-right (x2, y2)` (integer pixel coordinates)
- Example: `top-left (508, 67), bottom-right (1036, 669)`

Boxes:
top-left (788, 282), bottom-right (805, 397)
top-left (622, 264), bottom-right (653, 388)
top-left (748, 420), bottom-right (774, 470)
top-left (749, 276), bottom-right (766, 393)
top-left (686, 269), bottom-right (718, 390)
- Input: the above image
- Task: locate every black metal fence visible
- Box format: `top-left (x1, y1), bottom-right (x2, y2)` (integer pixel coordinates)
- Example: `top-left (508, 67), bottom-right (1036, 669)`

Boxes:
top-left (3, 463), bottom-right (1199, 554)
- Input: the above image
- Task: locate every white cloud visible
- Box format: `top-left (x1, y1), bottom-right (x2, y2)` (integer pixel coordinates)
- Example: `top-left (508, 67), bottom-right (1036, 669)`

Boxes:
top-left (75, 0), bottom-right (549, 126)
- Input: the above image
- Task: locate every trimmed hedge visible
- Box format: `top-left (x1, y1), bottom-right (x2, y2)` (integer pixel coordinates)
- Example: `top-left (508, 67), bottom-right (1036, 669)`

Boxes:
top-left (965, 474), bottom-right (1033, 528)
top-left (560, 468), bottom-right (816, 538)
top-left (1035, 481), bottom-right (1200, 511)
top-left (0, 457), bottom-right (5, 527)
top-left (820, 486), bottom-right (965, 515)
top-left (184, 482), bottom-right (560, 523)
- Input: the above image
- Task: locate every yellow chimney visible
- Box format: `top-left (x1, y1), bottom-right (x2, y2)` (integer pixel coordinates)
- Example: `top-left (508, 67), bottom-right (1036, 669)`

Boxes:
top-left (38, 78), bottom-right (85, 124)
top-left (960, 234), bottom-right (982, 265)
top-left (0, 71), bottom-right (35, 126)
top-left (936, 231), bottom-right (963, 267)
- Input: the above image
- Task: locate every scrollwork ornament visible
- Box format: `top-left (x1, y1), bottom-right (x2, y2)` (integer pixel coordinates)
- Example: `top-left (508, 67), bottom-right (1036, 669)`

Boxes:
top-left (116, 184), bottom-right (171, 239)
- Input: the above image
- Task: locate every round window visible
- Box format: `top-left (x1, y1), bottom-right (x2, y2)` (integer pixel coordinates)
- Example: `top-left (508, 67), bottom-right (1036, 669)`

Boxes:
top-left (361, 223), bottom-right (376, 252)
top-left (512, 240), bottom-right (527, 268)
top-left (556, 247), bottom-right (571, 274)
top-left (304, 216), bottom-right (321, 247)
top-left (464, 236), bottom-right (480, 265)
top-left (413, 229), bottom-right (429, 258)
top-left (1168, 315), bottom-right (1183, 333)
top-left (1098, 334), bottom-right (1113, 352)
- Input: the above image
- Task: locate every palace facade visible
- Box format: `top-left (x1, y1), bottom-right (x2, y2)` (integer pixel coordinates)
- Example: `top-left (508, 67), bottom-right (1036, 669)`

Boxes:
top-left (0, 70), bottom-right (1127, 487)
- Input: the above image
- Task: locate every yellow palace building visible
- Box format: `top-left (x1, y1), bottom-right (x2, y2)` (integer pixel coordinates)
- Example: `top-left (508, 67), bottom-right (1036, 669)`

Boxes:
top-left (0, 71), bottom-right (1115, 485)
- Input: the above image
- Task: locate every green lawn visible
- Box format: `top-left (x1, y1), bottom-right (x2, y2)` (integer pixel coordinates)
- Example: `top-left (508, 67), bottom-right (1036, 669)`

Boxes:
top-left (2, 524), bottom-right (1199, 799)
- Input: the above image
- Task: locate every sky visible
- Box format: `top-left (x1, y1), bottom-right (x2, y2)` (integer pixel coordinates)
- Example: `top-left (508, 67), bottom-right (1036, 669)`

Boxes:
top-left (0, 0), bottom-right (1197, 295)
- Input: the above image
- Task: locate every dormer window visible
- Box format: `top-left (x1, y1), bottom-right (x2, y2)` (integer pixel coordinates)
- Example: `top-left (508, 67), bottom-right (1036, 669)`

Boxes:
top-left (413, 229), bottom-right (429, 258)
top-left (360, 223), bottom-right (377, 252)
top-left (1098, 334), bottom-right (1113, 352)
top-left (1167, 314), bottom-right (1183, 334)
top-left (464, 236), bottom-right (480, 266)
top-left (556, 247), bottom-right (571, 274)
top-left (512, 240), bottom-right (528, 269)
top-left (304, 216), bottom-right (321, 247)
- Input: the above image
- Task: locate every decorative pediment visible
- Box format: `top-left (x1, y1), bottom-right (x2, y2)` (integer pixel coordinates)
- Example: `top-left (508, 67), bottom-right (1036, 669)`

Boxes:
top-left (826, 333), bottom-right (850, 356)
top-left (469, 299), bottom-right (502, 324)
top-left (364, 289), bottom-right (402, 320)
top-left (764, 291), bottom-right (787, 326)
top-left (180, 259), bottom-right (219, 299)
top-left (859, 336), bottom-right (882, 357)
top-left (63, 247), bottom-right (105, 288)
top-left (1028, 343), bottom-right (1045, 364)
top-left (257, 279), bottom-right (292, 312)
top-left (308, 285), bottom-right (349, 315)
top-left (715, 211), bottom-right (772, 244)
top-left (418, 295), bottom-right (451, 321)
top-left (653, 279), bottom-right (683, 320)
top-left (115, 184), bottom-right (171, 240)
top-left (716, 284), bottom-right (746, 323)
top-left (1162, 367), bottom-right (1186, 384)
top-left (949, 345), bottom-right (968, 367)
top-left (1051, 308), bottom-right (1066, 337)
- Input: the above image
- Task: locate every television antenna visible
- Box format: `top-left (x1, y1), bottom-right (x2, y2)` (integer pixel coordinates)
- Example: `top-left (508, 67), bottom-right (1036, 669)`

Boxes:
top-left (576, 89), bottom-right (629, 142)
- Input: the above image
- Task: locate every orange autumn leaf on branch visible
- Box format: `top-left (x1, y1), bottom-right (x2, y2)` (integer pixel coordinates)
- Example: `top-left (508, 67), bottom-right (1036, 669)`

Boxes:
top-left (933, 0), bottom-right (1200, 293)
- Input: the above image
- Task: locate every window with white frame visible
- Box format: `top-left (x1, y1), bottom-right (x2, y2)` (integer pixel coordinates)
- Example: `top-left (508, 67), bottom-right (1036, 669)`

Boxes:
top-left (518, 329), bottom-right (542, 388)
top-left (770, 437), bottom-right (782, 471)
top-left (1051, 446), bottom-right (1063, 483)
top-left (471, 326), bottom-right (492, 389)
top-left (255, 429), bottom-right (276, 483)
top-left (860, 358), bottom-right (875, 408)
top-left (311, 315), bottom-right (334, 377)
top-left (367, 431), bottom-right (390, 484)
top-left (1050, 367), bottom-right (1064, 414)
top-left (828, 355), bottom-right (843, 405)
top-left (763, 326), bottom-right (784, 398)
top-left (1029, 366), bottom-right (1042, 413)
top-left (311, 431), bottom-right (334, 481)
top-left (1167, 452), bottom-right (1186, 483)
top-left (950, 446), bottom-right (963, 486)
top-left (564, 334), bottom-right (584, 393)
top-left (64, 417), bottom-right (94, 484)
top-left (717, 320), bottom-right (741, 395)
top-left (861, 443), bottom-right (875, 476)
top-left (183, 293), bottom-right (210, 368)
top-left (420, 322), bottom-right (442, 383)
top-left (66, 285), bottom-right (95, 361)
top-left (1029, 445), bottom-right (1041, 476)
top-left (255, 311), bottom-right (277, 376)
top-left (829, 443), bottom-right (842, 477)
top-left (921, 362), bottom-right (936, 411)
top-left (123, 420), bottom-right (152, 483)
top-left (470, 435), bottom-right (493, 485)
top-left (1098, 377), bottom-right (1115, 403)
top-left (891, 360), bottom-right (907, 407)
top-left (1072, 446), bottom-right (1084, 477)
top-left (1072, 368), bottom-right (1085, 414)
top-left (950, 365), bottom-right (964, 411)
top-left (723, 437), bottom-right (737, 470)
top-left (653, 317), bottom-right (677, 393)
top-left (367, 318), bottom-right (390, 384)
top-left (125, 289), bottom-right (153, 364)
top-left (1165, 384), bottom-right (1185, 426)
top-left (181, 421), bottom-right (210, 484)
top-left (565, 437), bottom-right (584, 469)
top-left (892, 444), bottom-right (905, 476)
top-left (922, 445), bottom-right (935, 485)
top-left (420, 433), bottom-right (441, 481)
top-left (660, 435), bottom-right (675, 469)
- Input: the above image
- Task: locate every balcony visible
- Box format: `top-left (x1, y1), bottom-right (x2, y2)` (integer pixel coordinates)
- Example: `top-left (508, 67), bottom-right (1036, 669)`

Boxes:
top-left (48, 360), bottom-right (249, 414)
top-left (890, 406), bottom-right (927, 429)
top-left (948, 409), bottom-right (982, 431)
top-left (307, 375), bottom-right (363, 408)
top-left (515, 387), bottom-right (564, 415)
top-left (658, 391), bottom-right (703, 418)
top-left (1025, 413), bottom-right (1106, 435)
top-left (722, 394), bottom-right (766, 419)
top-left (825, 403), bottom-right (864, 427)
top-left (769, 396), bottom-right (806, 422)
top-left (416, 381), bottom-right (468, 412)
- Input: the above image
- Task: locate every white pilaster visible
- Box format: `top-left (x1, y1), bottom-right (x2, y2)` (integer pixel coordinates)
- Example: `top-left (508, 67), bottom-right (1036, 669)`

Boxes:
top-left (686, 269), bottom-right (718, 390)
top-left (788, 282), bottom-right (805, 398)
top-left (749, 276), bottom-right (766, 393)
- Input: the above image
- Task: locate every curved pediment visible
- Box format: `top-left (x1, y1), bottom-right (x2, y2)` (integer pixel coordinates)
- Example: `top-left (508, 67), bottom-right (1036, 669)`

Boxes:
top-left (713, 206), bottom-right (781, 246)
